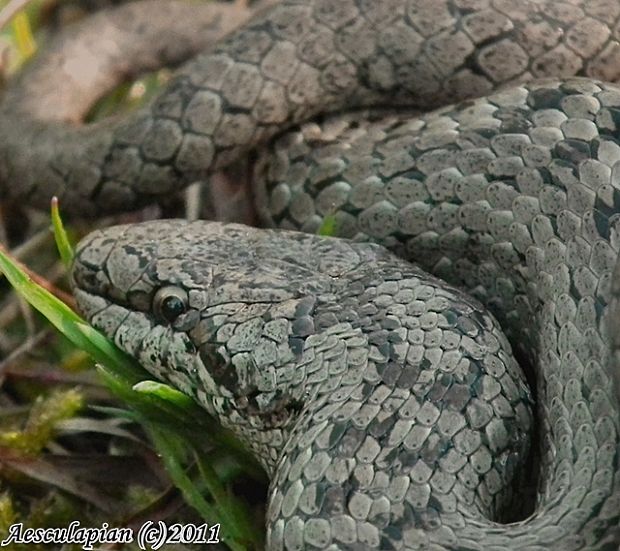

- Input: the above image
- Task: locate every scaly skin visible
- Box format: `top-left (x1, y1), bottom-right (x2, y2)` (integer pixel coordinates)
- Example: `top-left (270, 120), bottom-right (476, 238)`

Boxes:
top-left (0, 0), bottom-right (274, 216)
top-left (251, 77), bottom-right (620, 546)
top-left (4, 0), bottom-right (620, 548)
top-left (73, 222), bottom-right (538, 549)
top-left (3, 0), bottom-right (620, 215)
top-left (71, 194), bottom-right (620, 549)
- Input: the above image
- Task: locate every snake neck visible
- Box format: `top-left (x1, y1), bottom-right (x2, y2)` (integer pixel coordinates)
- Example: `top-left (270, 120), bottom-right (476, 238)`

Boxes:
top-left (223, 255), bottom-right (534, 522)
top-left (253, 79), bottom-right (620, 547)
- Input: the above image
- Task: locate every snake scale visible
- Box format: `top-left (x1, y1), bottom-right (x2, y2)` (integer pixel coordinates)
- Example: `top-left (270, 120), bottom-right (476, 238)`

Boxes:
top-left (1, 0), bottom-right (620, 549)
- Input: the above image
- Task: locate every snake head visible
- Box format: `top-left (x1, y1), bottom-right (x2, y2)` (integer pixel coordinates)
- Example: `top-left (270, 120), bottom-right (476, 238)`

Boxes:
top-left (71, 219), bottom-right (379, 468)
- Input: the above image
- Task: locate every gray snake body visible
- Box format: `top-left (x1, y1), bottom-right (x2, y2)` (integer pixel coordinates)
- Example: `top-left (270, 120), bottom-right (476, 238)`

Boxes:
top-left (2, 0), bottom-right (620, 548)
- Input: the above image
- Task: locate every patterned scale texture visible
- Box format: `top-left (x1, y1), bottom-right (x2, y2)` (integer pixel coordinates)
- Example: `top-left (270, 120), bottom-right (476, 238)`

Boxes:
top-left (253, 77), bottom-right (620, 548)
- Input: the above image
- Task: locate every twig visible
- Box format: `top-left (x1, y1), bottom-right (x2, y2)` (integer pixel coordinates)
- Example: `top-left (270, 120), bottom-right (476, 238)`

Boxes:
top-left (185, 182), bottom-right (202, 222)
top-left (0, 329), bottom-right (49, 380)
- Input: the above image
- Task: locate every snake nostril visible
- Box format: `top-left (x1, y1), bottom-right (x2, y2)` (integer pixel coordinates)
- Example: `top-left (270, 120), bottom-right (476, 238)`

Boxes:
top-left (71, 263), bottom-right (107, 294)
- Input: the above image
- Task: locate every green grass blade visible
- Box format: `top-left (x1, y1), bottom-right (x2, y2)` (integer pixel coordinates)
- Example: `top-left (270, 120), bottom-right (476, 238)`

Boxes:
top-left (12, 11), bottom-right (36, 60)
top-left (147, 426), bottom-right (249, 551)
top-left (196, 452), bottom-right (263, 549)
top-left (50, 197), bottom-right (75, 267)
top-left (0, 246), bottom-right (82, 330)
top-left (317, 214), bottom-right (337, 236)
top-left (133, 380), bottom-right (198, 409)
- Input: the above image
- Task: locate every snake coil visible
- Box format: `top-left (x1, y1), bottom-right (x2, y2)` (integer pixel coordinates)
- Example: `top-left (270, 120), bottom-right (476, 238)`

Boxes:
top-left (2, 1), bottom-right (620, 549)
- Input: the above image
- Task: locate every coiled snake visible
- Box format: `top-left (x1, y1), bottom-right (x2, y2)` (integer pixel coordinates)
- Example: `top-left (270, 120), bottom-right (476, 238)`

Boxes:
top-left (2, 0), bottom-right (620, 549)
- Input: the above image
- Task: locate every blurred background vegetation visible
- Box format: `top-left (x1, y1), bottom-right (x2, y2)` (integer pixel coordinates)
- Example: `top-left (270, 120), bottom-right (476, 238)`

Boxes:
top-left (0, 2), bottom-right (267, 549)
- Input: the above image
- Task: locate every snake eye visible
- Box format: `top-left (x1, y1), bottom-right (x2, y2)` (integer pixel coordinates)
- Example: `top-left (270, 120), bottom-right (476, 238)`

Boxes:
top-left (153, 286), bottom-right (189, 323)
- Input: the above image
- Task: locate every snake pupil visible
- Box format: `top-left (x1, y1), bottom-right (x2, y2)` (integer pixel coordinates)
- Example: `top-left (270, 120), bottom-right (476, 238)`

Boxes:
top-left (161, 296), bottom-right (185, 321)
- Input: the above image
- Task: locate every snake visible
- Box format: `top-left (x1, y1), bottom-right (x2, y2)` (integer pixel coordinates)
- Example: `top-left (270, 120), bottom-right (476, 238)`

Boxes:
top-left (1, 0), bottom-right (620, 548)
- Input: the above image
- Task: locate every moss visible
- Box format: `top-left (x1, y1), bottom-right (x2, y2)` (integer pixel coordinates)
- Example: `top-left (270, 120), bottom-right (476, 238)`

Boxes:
top-left (0, 390), bottom-right (83, 455)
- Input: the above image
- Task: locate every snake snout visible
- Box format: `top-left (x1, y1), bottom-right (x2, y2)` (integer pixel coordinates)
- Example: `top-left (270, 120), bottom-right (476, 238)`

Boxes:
top-left (71, 226), bottom-right (128, 301)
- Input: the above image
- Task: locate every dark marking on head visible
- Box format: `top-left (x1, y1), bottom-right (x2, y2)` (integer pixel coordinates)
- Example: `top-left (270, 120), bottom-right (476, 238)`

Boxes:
top-left (199, 342), bottom-right (234, 390)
